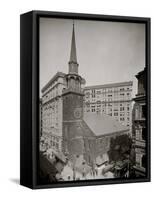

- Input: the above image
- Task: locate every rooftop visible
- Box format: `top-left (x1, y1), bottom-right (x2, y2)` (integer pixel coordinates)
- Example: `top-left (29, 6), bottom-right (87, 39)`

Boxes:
top-left (41, 71), bottom-right (66, 93)
top-left (135, 67), bottom-right (146, 79)
top-left (84, 81), bottom-right (133, 90)
top-left (83, 112), bottom-right (129, 136)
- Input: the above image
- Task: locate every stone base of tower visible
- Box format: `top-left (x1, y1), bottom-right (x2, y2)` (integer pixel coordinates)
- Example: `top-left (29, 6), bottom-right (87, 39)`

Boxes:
top-left (62, 120), bottom-right (96, 167)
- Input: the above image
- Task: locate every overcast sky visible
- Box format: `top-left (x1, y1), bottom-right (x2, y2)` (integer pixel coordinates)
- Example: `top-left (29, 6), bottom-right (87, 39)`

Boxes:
top-left (40, 18), bottom-right (145, 97)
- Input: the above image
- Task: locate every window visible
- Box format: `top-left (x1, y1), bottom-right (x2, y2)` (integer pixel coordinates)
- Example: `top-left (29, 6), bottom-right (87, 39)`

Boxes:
top-left (141, 105), bottom-right (146, 118)
top-left (96, 90), bottom-right (101, 94)
top-left (142, 127), bottom-right (146, 140)
top-left (135, 129), bottom-right (140, 140)
top-left (120, 107), bottom-right (124, 111)
top-left (91, 106), bottom-right (95, 112)
top-left (91, 90), bottom-right (96, 98)
top-left (120, 117), bottom-right (124, 121)
top-left (114, 112), bottom-right (118, 116)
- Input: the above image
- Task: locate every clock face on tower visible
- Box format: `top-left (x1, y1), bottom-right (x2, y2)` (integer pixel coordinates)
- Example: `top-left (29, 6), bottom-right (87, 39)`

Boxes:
top-left (74, 107), bottom-right (82, 119)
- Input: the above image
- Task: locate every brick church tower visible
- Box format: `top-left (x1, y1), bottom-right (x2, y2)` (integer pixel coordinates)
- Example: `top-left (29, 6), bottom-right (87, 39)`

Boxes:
top-left (62, 24), bottom-right (95, 162)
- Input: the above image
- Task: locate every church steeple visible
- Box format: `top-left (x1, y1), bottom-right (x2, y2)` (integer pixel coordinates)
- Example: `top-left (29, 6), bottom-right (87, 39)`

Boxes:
top-left (68, 23), bottom-right (79, 74)
top-left (62, 21), bottom-right (84, 95)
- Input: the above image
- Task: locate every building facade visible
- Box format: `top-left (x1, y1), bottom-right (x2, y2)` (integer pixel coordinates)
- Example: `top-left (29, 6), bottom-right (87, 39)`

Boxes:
top-left (83, 82), bottom-right (133, 130)
top-left (132, 67), bottom-right (146, 176)
top-left (41, 72), bottom-right (66, 152)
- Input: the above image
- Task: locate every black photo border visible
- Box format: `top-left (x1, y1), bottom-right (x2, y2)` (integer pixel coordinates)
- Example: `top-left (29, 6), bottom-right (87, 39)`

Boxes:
top-left (20, 10), bottom-right (151, 189)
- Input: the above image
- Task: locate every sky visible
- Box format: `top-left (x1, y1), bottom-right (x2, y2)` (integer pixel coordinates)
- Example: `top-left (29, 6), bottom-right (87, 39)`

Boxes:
top-left (39, 18), bottom-right (145, 97)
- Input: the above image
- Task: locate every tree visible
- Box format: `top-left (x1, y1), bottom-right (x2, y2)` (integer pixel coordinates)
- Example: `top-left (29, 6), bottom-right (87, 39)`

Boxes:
top-left (108, 134), bottom-right (133, 162)
top-left (107, 134), bottom-right (136, 178)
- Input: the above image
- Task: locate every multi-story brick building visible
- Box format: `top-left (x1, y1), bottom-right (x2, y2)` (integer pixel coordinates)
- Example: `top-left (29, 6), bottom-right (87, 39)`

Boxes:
top-left (84, 82), bottom-right (133, 130)
top-left (132, 67), bottom-right (146, 177)
top-left (41, 72), bottom-right (66, 152)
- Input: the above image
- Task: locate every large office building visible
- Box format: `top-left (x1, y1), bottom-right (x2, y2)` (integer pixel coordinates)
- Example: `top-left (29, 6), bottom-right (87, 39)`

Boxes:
top-left (83, 82), bottom-right (133, 130)
top-left (41, 72), bottom-right (66, 152)
top-left (132, 67), bottom-right (146, 176)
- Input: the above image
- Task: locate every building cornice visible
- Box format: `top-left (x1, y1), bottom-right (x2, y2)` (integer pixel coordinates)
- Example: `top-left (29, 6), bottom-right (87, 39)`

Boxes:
top-left (41, 71), bottom-right (66, 93)
top-left (42, 95), bottom-right (62, 106)
top-left (133, 95), bottom-right (146, 102)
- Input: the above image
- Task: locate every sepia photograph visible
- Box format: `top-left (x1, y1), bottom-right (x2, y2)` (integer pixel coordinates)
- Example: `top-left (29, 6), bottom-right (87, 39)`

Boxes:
top-left (38, 17), bottom-right (148, 184)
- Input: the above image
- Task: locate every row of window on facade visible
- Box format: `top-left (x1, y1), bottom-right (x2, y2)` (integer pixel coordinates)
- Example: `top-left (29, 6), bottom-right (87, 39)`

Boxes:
top-left (85, 110), bottom-right (130, 122)
top-left (85, 93), bottom-right (131, 98)
top-left (42, 133), bottom-right (61, 146)
top-left (43, 120), bottom-right (59, 127)
top-left (85, 101), bottom-right (131, 106)
top-left (42, 84), bottom-right (65, 103)
top-left (85, 105), bottom-right (130, 112)
top-left (84, 86), bottom-right (132, 95)
top-left (85, 98), bottom-right (131, 104)
top-left (43, 101), bottom-right (60, 112)
top-left (42, 120), bottom-right (59, 131)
